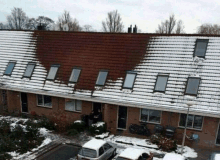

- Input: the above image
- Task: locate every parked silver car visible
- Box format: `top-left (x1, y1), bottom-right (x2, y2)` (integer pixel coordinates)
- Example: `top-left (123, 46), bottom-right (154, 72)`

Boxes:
top-left (77, 139), bottom-right (116, 160)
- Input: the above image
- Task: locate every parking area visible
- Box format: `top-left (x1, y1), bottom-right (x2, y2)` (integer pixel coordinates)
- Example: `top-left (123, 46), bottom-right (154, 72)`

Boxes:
top-left (37, 144), bottom-right (81, 160)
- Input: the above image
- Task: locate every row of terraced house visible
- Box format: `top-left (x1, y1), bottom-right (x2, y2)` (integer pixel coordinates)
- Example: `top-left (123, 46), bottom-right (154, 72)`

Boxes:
top-left (0, 29), bottom-right (220, 149)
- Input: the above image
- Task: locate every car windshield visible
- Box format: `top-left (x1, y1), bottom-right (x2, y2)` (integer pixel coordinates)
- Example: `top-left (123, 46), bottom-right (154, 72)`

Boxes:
top-left (116, 157), bottom-right (132, 160)
top-left (78, 148), bottom-right (97, 158)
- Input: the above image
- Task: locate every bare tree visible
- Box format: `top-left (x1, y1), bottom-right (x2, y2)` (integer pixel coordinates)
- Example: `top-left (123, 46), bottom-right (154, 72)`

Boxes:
top-left (26, 16), bottom-right (54, 30)
top-left (83, 25), bottom-right (93, 31)
top-left (156, 14), bottom-right (185, 34)
top-left (56, 10), bottom-right (82, 31)
top-left (197, 23), bottom-right (220, 34)
top-left (102, 10), bottom-right (124, 32)
top-left (7, 7), bottom-right (28, 30)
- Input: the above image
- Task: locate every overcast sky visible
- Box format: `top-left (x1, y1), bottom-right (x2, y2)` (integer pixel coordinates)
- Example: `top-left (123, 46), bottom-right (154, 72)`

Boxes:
top-left (0, 0), bottom-right (220, 33)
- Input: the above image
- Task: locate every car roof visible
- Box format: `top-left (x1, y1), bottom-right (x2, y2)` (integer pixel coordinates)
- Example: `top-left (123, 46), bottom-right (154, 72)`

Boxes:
top-left (163, 153), bottom-right (185, 160)
top-left (118, 148), bottom-right (145, 160)
top-left (83, 139), bottom-right (106, 150)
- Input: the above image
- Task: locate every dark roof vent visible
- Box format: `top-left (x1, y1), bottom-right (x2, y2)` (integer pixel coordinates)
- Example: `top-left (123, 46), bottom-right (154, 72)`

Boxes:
top-left (37, 23), bottom-right (45, 30)
top-left (128, 25), bottom-right (132, 33)
top-left (133, 25), bottom-right (137, 33)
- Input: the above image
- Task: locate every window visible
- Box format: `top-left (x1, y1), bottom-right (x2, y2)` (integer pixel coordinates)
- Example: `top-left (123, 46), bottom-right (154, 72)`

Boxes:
top-left (185, 77), bottom-right (200, 95)
top-left (37, 95), bottom-right (52, 108)
top-left (154, 75), bottom-right (168, 92)
top-left (140, 109), bottom-right (161, 123)
top-left (123, 72), bottom-right (136, 89)
top-left (47, 65), bottom-right (59, 80)
top-left (79, 148), bottom-right (97, 158)
top-left (99, 147), bottom-right (104, 156)
top-left (103, 143), bottom-right (112, 151)
top-left (65, 99), bottom-right (82, 112)
top-left (69, 68), bottom-right (81, 83)
top-left (23, 63), bottom-right (35, 78)
top-left (179, 114), bottom-right (203, 129)
top-left (194, 39), bottom-right (209, 58)
top-left (4, 62), bottom-right (16, 75)
top-left (96, 71), bottom-right (108, 86)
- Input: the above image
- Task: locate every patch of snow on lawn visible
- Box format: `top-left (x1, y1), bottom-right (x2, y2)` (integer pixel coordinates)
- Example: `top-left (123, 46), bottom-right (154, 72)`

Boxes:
top-left (176, 146), bottom-right (197, 158)
top-left (74, 120), bottom-right (83, 123)
top-left (32, 138), bottom-right (52, 151)
top-left (39, 127), bottom-right (51, 136)
top-left (92, 122), bottom-right (105, 127)
top-left (95, 132), bottom-right (109, 139)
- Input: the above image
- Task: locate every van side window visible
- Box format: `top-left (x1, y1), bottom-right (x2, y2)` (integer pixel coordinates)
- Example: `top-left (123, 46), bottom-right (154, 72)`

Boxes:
top-left (99, 147), bottom-right (104, 156)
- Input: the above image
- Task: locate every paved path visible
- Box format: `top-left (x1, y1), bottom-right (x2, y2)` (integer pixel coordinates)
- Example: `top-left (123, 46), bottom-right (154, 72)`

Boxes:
top-left (37, 144), bottom-right (81, 160)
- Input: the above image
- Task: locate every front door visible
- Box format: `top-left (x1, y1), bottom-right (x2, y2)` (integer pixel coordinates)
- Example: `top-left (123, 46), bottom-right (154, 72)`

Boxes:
top-left (117, 106), bottom-right (127, 129)
top-left (216, 122), bottom-right (220, 145)
top-left (93, 102), bottom-right (102, 115)
top-left (21, 93), bottom-right (28, 113)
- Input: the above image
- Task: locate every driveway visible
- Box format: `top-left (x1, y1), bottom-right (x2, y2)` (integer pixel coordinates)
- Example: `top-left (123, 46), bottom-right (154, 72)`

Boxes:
top-left (37, 144), bottom-right (81, 160)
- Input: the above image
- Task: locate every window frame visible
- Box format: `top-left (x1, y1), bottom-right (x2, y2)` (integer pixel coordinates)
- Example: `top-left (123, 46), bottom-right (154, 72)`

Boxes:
top-left (69, 67), bottom-right (81, 83)
top-left (65, 99), bottom-right (82, 112)
top-left (37, 95), bottom-right (52, 108)
top-left (46, 64), bottom-right (60, 81)
top-left (178, 113), bottom-right (204, 131)
top-left (122, 71), bottom-right (137, 89)
top-left (96, 70), bottom-right (108, 86)
top-left (4, 61), bottom-right (16, 76)
top-left (23, 62), bottom-right (36, 78)
top-left (139, 108), bottom-right (162, 124)
top-left (185, 77), bottom-right (201, 96)
top-left (154, 74), bottom-right (169, 93)
top-left (193, 39), bottom-right (209, 58)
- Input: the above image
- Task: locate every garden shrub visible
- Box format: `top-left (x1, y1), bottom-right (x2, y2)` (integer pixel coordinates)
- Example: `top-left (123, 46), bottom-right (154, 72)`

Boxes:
top-left (150, 134), bottom-right (162, 145)
top-left (67, 120), bottom-right (86, 134)
top-left (25, 120), bottom-right (41, 140)
top-left (0, 119), bottom-right (45, 155)
top-left (67, 129), bottom-right (78, 136)
top-left (0, 119), bottom-right (11, 135)
top-left (89, 122), bottom-right (106, 135)
top-left (158, 137), bottom-right (177, 152)
top-left (37, 115), bottom-right (56, 130)
top-left (10, 124), bottom-right (24, 140)
top-left (0, 153), bottom-right (12, 160)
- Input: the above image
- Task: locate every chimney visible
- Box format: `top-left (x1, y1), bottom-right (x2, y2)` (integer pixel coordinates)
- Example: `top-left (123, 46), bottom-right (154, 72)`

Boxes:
top-left (133, 25), bottom-right (137, 33)
top-left (128, 25), bottom-right (132, 33)
top-left (37, 23), bottom-right (45, 30)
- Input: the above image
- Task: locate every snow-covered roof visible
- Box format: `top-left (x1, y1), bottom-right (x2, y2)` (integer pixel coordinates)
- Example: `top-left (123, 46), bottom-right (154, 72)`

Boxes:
top-left (1, 30), bottom-right (220, 117)
top-left (163, 153), bottom-right (185, 160)
top-left (214, 154), bottom-right (220, 160)
top-left (82, 139), bottom-right (106, 150)
top-left (118, 148), bottom-right (145, 159)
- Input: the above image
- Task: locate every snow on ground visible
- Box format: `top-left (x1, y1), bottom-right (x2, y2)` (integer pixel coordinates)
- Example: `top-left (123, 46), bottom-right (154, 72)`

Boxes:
top-left (99, 134), bottom-right (197, 159)
top-left (91, 121), bottom-right (105, 127)
top-left (8, 138), bottom-right (52, 160)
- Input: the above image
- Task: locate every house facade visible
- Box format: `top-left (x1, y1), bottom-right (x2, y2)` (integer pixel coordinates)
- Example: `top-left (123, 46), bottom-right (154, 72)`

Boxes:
top-left (0, 30), bottom-right (220, 148)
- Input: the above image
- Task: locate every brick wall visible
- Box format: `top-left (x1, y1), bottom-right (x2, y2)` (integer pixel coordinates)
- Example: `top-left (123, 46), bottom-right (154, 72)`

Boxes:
top-left (103, 105), bottom-right (220, 148)
top-left (27, 93), bottom-right (93, 126)
top-left (7, 90), bottom-right (21, 113)
top-left (5, 90), bottom-right (220, 148)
